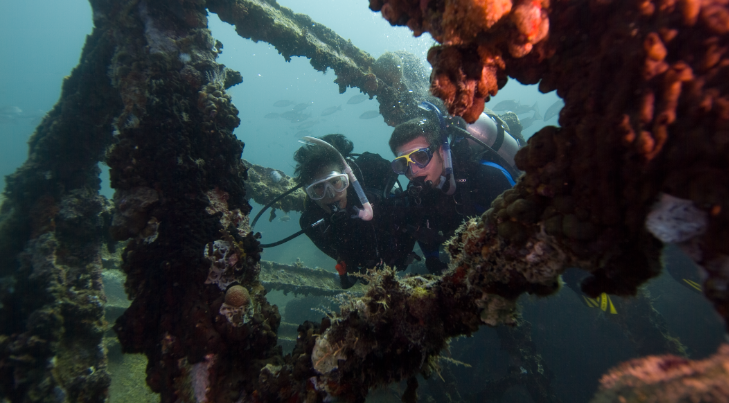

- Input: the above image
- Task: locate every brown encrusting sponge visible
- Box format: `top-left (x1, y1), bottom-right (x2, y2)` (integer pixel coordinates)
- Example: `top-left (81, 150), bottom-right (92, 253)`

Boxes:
top-left (374, 0), bottom-right (729, 330)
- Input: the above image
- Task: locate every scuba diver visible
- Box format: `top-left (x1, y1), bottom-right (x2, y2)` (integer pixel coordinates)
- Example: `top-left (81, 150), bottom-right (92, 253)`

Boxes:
top-left (293, 134), bottom-right (416, 288)
top-left (389, 102), bottom-right (521, 274)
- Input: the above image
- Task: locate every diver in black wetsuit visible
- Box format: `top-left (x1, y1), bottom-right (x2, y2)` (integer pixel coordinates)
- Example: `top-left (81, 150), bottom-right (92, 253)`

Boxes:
top-left (294, 134), bottom-right (416, 289)
top-left (389, 104), bottom-right (520, 274)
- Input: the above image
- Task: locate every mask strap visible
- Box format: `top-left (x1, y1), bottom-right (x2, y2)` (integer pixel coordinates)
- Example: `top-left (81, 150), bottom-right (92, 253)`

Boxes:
top-left (418, 101), bottom-right (457, 195)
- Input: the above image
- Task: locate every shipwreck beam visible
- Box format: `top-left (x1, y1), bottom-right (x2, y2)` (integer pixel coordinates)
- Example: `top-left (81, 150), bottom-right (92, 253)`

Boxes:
top-left (0, 1), bottom-right (121, 399)
top-left (207, 0), bottom-right (436, 126)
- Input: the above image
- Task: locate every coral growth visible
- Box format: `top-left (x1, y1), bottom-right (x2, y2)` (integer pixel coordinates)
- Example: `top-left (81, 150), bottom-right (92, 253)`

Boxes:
top-left (109, 187), bottom-right (160, 241)
top-left (242, 160), bottom-right (305, 213)
top-left (592, 344), bottom-right (729, 403)
top-left (371, 0), bottom-right (547, 120)
top-left (372, 0), bottom-right (729, 331)
top-left (219, 284), bottom-right (256, 327)
top-left (428, 44), bottom-right (507, 122)
top-left (104, 2), bottom-right (283, 401)
top-left (0, 7), bottom-right (121, 398)
top-left (306, 266), bottom-right (517, 401)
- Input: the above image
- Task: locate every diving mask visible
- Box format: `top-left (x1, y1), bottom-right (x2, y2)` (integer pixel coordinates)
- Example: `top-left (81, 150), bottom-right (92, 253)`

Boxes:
top-left (391, 147), bottom-right (434, 175)
top-left (305, 172), bottom-right (350, 200)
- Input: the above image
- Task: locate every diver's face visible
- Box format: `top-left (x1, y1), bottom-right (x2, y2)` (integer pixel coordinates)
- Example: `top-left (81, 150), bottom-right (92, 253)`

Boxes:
top-left (311, 165), bottom-right (348, 210)
top-left (395, 136), bottom-right (444, 186)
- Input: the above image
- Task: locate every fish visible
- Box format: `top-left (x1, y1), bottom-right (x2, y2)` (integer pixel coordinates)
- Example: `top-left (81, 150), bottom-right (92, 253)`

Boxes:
top-left (347, 94), bottom-right (368, 104)
top-left (490, 100), bottom-right (520, 111)
top-left (491, 100), bottom-right (541, 115)
top-left (280, 111), bottom-right (310, 122)
top-left (512, 102), bottom-right (536, 115)
top-left (532, 102), bottom-right (542, 121)
top-left (279, 215), bottom-right (291, 222)
top-left (520, 115), bottom-right (537, 129)
top-left (292, 102), bottom-right (311, 112)
top-left (268, 208), bottom-right (277, 222)
top-left (0, 106), bottom-right (23, 116)
top-left (543, 99), bottom-right (564, 121)
top-left (297, 120), bottom-right (318, 130)
top-left (263, 112), bottom-right (279, 119)
top-left (0, 106), bottom-right (44, 125)
top-left (580, 292), bottom-right (618, 314)
top-left (359, 110), bottom-right (381, 119)
top-left (273, 100), bottom-right (295, 107)
top-left (320, 106), bottom-right (342, 116)
top-left (0, 106), bottom-right (23, 123)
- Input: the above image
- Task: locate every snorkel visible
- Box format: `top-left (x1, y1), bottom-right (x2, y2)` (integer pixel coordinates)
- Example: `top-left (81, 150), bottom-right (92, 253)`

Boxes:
top-left (301, 136), bottom-right (374, 221)
top-left (418, 101), bottom-right (457, 195)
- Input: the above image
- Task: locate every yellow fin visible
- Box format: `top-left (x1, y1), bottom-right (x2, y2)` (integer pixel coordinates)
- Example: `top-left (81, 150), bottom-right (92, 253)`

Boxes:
top-left (607, 295), bottom-right (617, 314)
top-left (600, 293), bottom-right (608, 311)
top-left (582, 295), bottom-right (598, 308)
top-left (683, 279), bottom-right (702, 292)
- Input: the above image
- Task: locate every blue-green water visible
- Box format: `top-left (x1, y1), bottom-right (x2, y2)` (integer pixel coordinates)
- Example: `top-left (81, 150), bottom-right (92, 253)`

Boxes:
top-left (0, 1), bottom-right (723, 402)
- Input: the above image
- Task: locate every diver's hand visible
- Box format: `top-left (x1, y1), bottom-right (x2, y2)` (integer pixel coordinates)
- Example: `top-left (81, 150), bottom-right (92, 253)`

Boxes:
top-left (350, 205), bottom-right (373, 220)
top-left (425, 257), bottom-right (448, 274)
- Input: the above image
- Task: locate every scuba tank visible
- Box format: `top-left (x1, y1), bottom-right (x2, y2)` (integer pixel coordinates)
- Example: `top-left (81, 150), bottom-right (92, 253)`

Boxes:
top-left (461, 113), bottom-right (521, 175)
top-left (419, 101), bottom-right (522, 184)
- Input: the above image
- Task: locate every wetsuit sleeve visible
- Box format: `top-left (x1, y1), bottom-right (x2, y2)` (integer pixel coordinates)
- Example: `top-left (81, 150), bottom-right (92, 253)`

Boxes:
top-left (299, 212), bottom-right (338, 261)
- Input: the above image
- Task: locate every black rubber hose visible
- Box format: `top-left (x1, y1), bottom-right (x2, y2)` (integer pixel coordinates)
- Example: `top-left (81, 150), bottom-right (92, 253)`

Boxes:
top-left (260, 229), bottom-right (306, 248)
top-left (251, 183), bottom-right (303, 229)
